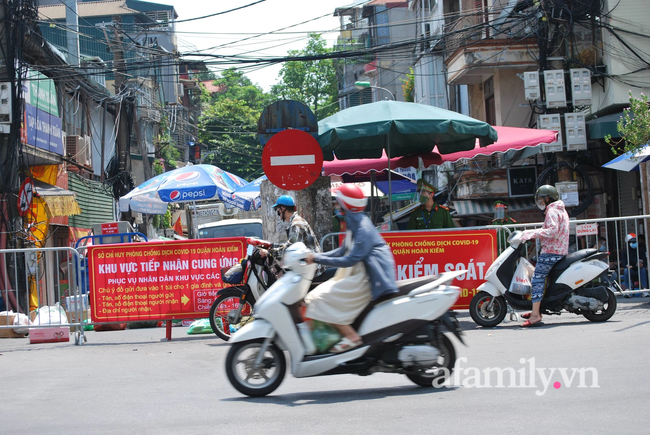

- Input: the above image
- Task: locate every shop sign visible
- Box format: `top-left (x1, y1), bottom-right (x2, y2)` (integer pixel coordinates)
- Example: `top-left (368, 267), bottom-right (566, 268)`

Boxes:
top-left (24, 103), bottom-right (63, 156)
top-left (88, 238), bottom-right (246, 322)
top-left (23, 68), bottom-right (59, 117)
top-left (507, 167), bottom-right (537, 197)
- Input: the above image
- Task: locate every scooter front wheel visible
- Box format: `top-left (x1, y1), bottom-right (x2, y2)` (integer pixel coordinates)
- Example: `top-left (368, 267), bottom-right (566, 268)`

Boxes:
top-left (209, 293), bottom-right (254, 341)
top-left (469, 291), bottom-right (507, 327)
top-left (226, 339), bottom-right (286, 397)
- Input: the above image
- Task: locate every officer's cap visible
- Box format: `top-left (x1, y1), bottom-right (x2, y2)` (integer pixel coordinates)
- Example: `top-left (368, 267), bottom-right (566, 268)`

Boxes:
top-left (417, 179), bottom-right (435, 193)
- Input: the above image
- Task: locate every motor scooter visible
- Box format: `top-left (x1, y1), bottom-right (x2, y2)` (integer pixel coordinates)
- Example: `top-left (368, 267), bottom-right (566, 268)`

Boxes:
top-left (209, 238), bottom-right (335, 341)
top-left (469, 231), bottom-right (617, 327)
top-left (225, 242), bottom-right (465, 397)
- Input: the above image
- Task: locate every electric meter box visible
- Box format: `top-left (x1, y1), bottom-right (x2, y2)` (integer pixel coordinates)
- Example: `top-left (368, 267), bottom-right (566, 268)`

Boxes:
top-left (539, 114), bottom-right (563, 152)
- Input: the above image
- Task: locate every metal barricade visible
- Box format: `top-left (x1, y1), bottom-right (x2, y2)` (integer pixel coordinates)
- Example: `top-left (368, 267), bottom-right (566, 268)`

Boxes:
top-left (506, 214), bottom-right (650, 297)
top-left (0, 246), bottom-right (87, 345)
top-left (72, 232), bottom-right (148, 331)
top-left (321, 216), bottom-right (650, 298)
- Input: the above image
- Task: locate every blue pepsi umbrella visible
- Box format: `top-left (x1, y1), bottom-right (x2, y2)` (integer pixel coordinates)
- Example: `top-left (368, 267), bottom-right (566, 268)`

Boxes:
top-left (221, 175), bottom-right (266, 211)
top-left (119, 164), bottom-right (248, 214)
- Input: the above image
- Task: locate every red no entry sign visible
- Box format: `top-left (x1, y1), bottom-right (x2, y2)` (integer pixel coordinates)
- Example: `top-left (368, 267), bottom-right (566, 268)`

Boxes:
top-left (262, 129), bottom-right (323, 190)
top-left (18, 177), bottom-right (34, 217)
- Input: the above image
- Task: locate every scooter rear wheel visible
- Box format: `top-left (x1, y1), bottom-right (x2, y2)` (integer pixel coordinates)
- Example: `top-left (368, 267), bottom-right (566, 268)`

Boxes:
top-left (226, 339), bottom-right (286, 397)
top-left (469, 291), bottom-right (507, 327)
top-left (582, 289), bottom-right (617, 322)
top-left (406, 334), bottom-right (456, 387)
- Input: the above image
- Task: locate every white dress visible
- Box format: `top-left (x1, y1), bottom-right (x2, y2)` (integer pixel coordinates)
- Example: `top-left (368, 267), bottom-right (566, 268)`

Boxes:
top-left (304, 232), bottom-right (372, 325)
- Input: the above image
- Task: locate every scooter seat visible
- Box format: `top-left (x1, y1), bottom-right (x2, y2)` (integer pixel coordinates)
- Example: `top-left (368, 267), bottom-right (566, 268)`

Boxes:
top-left (396, 275), bottom-right (442, 294)
top-left (351, 275), bottom-right (440, 330)
top-left (551, 249), bottom-right (598, 272)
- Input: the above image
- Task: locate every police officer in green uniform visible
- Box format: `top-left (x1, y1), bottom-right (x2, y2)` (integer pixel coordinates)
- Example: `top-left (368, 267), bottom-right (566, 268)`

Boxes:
top-left (491, 200), bottom-right (516, 251)
top-left (407, 179), bottom-right (455, 230)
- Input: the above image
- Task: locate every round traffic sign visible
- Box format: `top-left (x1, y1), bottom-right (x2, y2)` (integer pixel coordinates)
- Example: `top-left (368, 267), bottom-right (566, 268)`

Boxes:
top-left (262, 129), bottom-right (324, 191)
top-left (18, 177), bottom-right (34, 217)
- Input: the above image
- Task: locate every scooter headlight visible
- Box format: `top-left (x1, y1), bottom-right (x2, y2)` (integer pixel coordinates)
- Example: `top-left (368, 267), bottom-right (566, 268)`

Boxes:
top-left (280, 242), bottom-right (310, 270)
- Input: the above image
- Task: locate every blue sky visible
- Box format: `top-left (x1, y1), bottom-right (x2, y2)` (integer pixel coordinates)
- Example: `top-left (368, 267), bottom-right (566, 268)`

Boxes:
top-left (171, 0), bottom-right (356, 90)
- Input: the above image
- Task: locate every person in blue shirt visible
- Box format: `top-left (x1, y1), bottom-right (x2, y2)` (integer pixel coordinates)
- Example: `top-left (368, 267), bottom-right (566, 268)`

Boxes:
top-left (306, 184), bottom-right (397, 353)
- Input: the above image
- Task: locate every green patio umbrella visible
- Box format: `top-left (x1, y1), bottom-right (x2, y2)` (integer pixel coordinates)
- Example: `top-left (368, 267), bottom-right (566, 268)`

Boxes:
top-left (318, 100), bottom-right (498, 160)
top-left (318, 101), bottom-right (498, 228)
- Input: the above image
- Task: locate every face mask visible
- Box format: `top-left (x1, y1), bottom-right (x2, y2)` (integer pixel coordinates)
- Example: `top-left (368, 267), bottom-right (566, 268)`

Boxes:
top-left (630, 242), bottom-right (638, 249)
top-left (536, 198), bottom-right (546, 211)
top-left (494, 207), bottom-right (505, 220)
top-left (276, 208), bottom-right (284, 221)
top-left (334, 208), bottom-right (344, 218)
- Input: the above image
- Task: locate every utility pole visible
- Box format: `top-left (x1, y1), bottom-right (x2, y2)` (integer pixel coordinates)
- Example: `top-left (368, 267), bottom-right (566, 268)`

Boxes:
top-left (110, 16), bottom-right (131, 174)
top-left (63, 0), bottom-right (80, 66)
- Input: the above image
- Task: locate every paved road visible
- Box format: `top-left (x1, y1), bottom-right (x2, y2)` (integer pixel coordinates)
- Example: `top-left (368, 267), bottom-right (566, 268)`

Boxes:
top-left (2, 297), bottom-right (649, 435)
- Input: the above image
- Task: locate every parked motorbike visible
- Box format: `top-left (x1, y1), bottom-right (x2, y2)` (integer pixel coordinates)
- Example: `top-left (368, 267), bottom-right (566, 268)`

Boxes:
top-left (469, 231), bottom-right (617, 327)
top-left (225, 242), bottom-right (465, 397)
top-left (209, 238), bottom-right (335, 341)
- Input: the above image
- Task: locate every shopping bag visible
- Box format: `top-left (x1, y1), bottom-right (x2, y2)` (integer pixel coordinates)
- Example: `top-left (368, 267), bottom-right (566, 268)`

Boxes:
top-left (311, 320), bottom-right (341, 354)
top-left (509, 258), bottom-right (535, 295)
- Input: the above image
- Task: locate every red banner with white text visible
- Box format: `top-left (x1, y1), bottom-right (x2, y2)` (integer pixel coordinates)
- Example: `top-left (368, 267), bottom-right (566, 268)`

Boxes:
top-left (382, 230), bottom-right (497, 309)
top-left (88, 238), bottom-right (246, 322)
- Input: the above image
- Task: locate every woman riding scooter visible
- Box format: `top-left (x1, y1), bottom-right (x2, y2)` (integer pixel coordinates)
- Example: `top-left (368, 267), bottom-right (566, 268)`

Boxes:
top-left (519, 185), bottom-right (570, 327)
top-left (306, 184), bottom-right (398, 352)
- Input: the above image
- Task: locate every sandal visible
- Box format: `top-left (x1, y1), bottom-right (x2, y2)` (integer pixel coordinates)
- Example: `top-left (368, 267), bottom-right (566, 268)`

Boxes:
top-left (330, 337), bottom-right (363, 353)
top-left (521, 312), bottom-right (532, 319)
top-left (521, 319), bottom-right (543, 327)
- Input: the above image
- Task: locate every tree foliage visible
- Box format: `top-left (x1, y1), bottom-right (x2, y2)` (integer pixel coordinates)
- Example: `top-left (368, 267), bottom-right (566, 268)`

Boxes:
top-left (402, 67), bottom-right (415, 102)
top-left (605, 92), bottom-right (650, 155)
top-left (198, 68), bottom-right (272, 179)
top-left (271, 34), bottom-right (339, 120)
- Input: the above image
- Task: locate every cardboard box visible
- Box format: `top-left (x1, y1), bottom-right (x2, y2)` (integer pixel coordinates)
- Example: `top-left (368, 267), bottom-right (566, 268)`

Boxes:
top-left (66, 309), bottom-right (91, 332)
top-left (29, 326), bottom-right (70, 344)
top-left (0, 314), bottom-right (28, 339)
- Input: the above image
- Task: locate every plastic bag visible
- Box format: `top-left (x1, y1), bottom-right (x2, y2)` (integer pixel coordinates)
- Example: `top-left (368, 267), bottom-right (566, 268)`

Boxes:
top-left (33, 304), bottom-right (68, 326)
top-left (186, 318), bottom-right (214, 335)
top-left (0, 310), bottom-right (33, 334)
top-left (222, 263), bottom-right (244, 284)
top-left (509, 258), bottom-right (535, 295)
top-left (311, 320), bottom-right (341, 354)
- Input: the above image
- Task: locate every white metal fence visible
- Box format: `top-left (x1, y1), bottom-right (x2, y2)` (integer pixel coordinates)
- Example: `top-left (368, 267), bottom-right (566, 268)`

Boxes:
top-left (505, 214), bottom-right (650, 296)
top-left (321, 214), bottom-right (650, 297)
top-left (0, 247), bottom-right (86, 345)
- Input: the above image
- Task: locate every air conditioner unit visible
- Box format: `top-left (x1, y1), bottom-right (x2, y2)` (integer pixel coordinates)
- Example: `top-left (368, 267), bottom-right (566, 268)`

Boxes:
top-left (66, 135), bottom-right (92, 167)
top-left (176, 83), bottom-right (184, 99)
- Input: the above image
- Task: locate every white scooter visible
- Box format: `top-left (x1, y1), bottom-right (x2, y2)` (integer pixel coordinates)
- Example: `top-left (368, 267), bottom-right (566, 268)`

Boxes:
top-left (225, 242), bottom-right (465, 397)
top-left (469, 231), bottom-right (617, 327)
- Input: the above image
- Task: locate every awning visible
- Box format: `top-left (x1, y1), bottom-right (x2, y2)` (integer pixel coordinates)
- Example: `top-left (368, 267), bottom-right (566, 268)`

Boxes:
top-left (586, 111), bottom-right (625, 140)
top-left (322, 126), bottom-right (556, 174)
top-left (33, 179), bottom-right (82, 217)
top-left (436, 126), bottom-right (558, 164)
top-left (602, 143), bottom-right (650, 172)
top-left (452, 198), bottom-right (536, 216)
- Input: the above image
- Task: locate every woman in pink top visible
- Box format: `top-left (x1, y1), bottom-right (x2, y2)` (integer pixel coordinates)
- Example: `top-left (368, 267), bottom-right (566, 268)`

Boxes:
top-left (519, 185), bottom-right (570, 326)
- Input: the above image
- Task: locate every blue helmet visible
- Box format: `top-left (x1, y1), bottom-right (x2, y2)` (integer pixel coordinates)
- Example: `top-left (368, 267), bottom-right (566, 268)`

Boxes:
top-left (272, 195), bottom-right (295, 208)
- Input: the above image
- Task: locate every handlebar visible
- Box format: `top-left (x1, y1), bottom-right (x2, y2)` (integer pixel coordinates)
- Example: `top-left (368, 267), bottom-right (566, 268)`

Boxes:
top-left (247, 237), bottom-right (272, 249)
